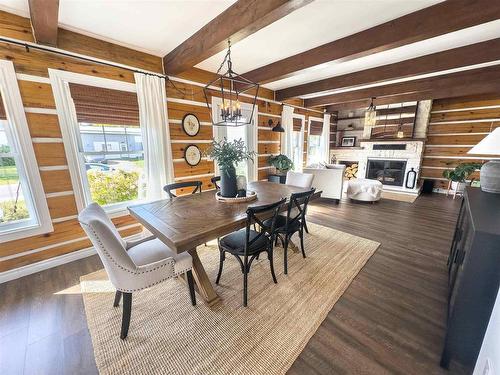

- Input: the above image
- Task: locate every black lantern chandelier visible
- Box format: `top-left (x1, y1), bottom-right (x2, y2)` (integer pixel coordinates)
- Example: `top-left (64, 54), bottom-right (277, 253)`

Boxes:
top-left (203, 40), bottom-right (259, 127)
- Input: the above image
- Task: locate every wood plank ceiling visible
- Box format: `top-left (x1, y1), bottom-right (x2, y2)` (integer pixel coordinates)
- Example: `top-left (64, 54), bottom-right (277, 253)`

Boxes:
top-left (17, 0), bottom-right (500, 110)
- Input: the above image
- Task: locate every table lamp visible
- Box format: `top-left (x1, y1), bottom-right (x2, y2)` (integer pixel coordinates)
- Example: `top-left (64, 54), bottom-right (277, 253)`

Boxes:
top-left (468, 127), bottom-right (500, 193)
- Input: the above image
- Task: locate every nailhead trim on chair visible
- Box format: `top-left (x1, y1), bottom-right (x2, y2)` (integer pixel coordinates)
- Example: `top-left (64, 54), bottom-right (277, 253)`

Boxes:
top-left (80, 222), bottom-right (176, 275)
top-left (80, 221), bottom-right (194, 293)
top-left (117, 270), bottom-right (192, 293)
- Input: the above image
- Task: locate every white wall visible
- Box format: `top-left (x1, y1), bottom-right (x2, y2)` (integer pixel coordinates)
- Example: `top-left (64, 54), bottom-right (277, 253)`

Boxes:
top-left (473, 288), bottom-right (500, 375)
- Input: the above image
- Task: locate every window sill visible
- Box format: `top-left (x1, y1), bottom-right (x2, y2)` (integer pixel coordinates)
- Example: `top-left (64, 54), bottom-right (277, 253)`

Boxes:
top-left (0, 221), bottom-right (54, 244)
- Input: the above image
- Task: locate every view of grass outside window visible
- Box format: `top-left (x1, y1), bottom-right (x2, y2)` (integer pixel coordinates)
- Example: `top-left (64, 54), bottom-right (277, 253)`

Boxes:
top-left (308, 134), bottom-right (322, 165)
top-left (78, 123), bottom-right (145, 207)
top-left (0, 122), bottom-right (30, 224)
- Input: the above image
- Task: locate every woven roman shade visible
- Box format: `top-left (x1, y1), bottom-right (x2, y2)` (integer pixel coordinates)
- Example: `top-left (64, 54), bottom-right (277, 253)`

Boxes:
top-left (293, 118), bottom-right (302, 131)
top-left (0, 95), bottom-right (7, 120)
top-left (69, 83), bottom-right (140, 126)
top-left (309, 120), bottom-right (323, 136)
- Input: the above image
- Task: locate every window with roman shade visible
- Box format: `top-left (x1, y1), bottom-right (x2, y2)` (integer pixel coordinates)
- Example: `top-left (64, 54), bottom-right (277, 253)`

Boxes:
top-left (69, 83), bottom-right (140, 126)
top-left (307, 117), bottom-right (324, 165)
top-left (309, 120), bottom-right (323, 136)
top-left (293, 117), bottom-right (302, 131)
top-left (291, 116), bottom-right (304, 171)
top-left (68, 83), bottom-right (145, 208)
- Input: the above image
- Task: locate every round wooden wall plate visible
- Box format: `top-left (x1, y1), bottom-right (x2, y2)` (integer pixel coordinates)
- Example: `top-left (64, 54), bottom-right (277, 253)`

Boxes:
top-left (182, 113), bottom-right (200, 136)
top-left (184, 144), bottom-right (202, 166)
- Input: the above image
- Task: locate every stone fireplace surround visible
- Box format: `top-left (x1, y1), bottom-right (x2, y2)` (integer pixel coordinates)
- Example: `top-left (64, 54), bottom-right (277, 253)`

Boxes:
top-left (330, 140), bottom-right (424, 196)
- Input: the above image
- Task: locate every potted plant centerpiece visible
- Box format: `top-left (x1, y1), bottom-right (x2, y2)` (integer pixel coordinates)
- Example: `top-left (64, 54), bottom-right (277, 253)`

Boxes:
top-left (206, 138), bottom-right (255, 197)
top-left (443, 162), bottom-right (482, 198)
top-left (268, 154), bottom-right (294, 175)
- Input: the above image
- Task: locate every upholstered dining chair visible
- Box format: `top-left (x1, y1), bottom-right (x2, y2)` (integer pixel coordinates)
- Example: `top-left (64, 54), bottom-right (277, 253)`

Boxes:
top-left (216, 198), bottom-right (286, 307)
top-left (78, 203), bottom-right (196, 340)
top-left (163, 180), bottom-right (202, 198)
top-left (285, 171), bottom-right (314, 233)
top-left (265, 189), bottom-right (316, 275)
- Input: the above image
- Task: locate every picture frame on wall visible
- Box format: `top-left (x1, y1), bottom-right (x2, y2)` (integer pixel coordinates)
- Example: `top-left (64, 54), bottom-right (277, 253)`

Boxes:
top-left (341, 136), bottom-right (356, 147)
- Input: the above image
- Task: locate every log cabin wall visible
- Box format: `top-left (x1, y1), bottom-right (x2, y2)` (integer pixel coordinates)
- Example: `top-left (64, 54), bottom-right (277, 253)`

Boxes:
top-left (420, 94), bottom-right (500, 191)
top-left (0, 10), bottom-right (321, 274)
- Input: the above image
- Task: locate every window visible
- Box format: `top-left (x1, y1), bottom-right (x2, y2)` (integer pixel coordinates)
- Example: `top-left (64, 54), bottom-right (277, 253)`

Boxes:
top-left (211, 97), bottom-right (258, 182)
top-left (307, 117), bottom-right (324, 165)
top-left (0, 60), bottom-right (52, 242)
top-left (77, 123), bottom-right (145, 207)
top-left (291, 116), bottom-right (304, 171)
top-left (49, 70), bottom-right (144, 213)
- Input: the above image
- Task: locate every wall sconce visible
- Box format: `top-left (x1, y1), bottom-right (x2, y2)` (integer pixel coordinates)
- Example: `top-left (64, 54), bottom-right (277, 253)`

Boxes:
top-left (269, 119), bottom-right (284, 132)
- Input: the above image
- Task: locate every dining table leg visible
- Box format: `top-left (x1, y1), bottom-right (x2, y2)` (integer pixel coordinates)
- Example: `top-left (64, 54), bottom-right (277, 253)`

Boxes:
top-left (188, 247), bottom-right (220, 305)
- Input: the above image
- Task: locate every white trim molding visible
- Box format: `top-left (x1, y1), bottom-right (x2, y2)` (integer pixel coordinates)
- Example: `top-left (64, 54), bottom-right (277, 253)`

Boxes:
top-left (0, 60), bottom-right (53, 243)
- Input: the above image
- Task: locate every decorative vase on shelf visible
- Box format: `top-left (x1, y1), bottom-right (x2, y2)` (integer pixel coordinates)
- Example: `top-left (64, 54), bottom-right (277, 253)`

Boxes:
top-left (220, 165), bottom-right (237, 197)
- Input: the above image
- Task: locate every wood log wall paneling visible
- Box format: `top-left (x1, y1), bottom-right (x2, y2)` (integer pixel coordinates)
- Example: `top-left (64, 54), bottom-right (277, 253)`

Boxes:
top-left (0, 10), bottom-right (323, 273)
top-left (420, 94), bottom-right (500, 190)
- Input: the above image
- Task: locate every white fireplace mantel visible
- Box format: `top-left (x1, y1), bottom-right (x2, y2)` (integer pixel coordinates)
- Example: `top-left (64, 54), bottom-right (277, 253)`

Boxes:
top-left (331, 140), bottom-right (424, 194)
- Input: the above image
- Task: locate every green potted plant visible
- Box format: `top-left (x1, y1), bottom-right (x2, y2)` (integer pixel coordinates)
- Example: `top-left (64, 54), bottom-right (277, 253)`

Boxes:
top-left (443, 162), bottom-right (482, 197)
top-left (206, 138), bottom-right (255, 197)
top-left (268, 154), bottom-right (294, 175)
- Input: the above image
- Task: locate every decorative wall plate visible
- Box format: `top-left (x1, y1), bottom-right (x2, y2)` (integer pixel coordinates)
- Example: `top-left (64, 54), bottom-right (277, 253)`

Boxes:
top-left (184, 144), bottom-right (202, 166)
top-left (182, 113), bottom-right (200, 136)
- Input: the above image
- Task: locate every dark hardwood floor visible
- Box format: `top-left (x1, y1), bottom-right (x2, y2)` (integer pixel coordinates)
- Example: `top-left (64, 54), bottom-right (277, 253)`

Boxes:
top-left (0, 194), bottom-right (469, 374)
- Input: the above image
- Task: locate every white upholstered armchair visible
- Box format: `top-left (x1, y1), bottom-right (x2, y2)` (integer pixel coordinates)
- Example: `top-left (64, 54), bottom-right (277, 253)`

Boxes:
top-left (78, 203), bottom-right (196, 339)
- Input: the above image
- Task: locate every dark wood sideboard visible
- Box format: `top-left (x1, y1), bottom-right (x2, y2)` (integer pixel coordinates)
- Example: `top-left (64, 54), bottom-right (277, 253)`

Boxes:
top-left (441, 187), bottom-right (500, 368)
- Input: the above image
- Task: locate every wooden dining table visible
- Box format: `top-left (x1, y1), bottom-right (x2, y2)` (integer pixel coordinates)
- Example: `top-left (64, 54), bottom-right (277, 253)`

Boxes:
top-left (128, 181), bottom-right (320, 305)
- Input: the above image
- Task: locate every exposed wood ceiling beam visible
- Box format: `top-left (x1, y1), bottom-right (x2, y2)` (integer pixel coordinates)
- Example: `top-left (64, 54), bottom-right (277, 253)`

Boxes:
top-left (277, 39), bottom-right (500, 100)
top-left (244, 0), bottom-right (500, 84)
top-left (325, 79), bottom-right (500, 113)
top-left (163, 0), bottom-right (313, 76)
top-left (28, 0), bottom-right (59, 47)
top-left (307, 65), bottom-right (500, 107)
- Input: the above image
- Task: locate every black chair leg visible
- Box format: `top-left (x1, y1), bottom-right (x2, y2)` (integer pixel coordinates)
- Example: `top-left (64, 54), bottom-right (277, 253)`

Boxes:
top-left (268, 249), bottom-right (278, 284)
top-left (120, 292), bottom-right (132, 340)
top-left (303, 218), bottom-right (310, 234)
top-left (283, 235), bottom-right (289, 275)
top-left (243, 256), bottom-right (249, 307)
top-left (299, 229), bottom-right (306, 258)
top-left (113, 290), bottom-right (122, 307)
top-left (215, 250), bottom-right (224, 284)
top-left (186, 270), bottom-right (196, 306)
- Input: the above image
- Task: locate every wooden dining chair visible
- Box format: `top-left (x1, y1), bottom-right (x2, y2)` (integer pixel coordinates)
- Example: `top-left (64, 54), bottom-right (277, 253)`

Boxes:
top-left (216, 198), bottom-right (286, 307)
top-left (163, 181), bottom-right (202, 198)
top-left (285, 171), bottom-right (314, 233)
top-left (265, 189), bottom-right (316, 275)
top-left (211, 176), bottom-right (221, 190)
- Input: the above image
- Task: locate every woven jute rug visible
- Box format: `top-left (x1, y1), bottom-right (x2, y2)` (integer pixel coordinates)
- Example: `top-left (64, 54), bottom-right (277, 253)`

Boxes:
top-left (80, 223), bottom-right (379, 375)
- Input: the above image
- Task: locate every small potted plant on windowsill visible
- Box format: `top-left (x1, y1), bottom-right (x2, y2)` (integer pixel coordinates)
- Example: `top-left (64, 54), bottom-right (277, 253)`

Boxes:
top-left (206, 138), bottom-right (255, 197)
top-left (268, 154), bottom-right (294, 176)
top-left (443, 162), bottom-right (482, 198)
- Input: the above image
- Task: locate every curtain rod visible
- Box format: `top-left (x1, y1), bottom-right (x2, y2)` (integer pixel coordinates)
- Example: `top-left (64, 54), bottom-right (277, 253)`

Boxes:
top-left (0, 36), bottom-right (325, 114)
top-left (0, 36), bottom-right (167, 79)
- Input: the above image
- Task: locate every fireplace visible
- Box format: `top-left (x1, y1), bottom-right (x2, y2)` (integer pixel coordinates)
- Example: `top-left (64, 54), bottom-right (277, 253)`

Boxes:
top-left (366, 159), bottom-right (407, 186)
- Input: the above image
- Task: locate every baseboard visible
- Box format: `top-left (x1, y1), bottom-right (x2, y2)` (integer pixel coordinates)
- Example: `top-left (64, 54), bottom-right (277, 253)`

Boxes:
top-left (0, 232), bottom-right (145, 284)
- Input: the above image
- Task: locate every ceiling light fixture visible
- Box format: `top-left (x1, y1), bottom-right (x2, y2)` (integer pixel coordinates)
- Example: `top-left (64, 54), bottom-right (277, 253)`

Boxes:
top-left (203, 40), bottom-right (259, 127)
top-left (364, 97), bottom-right (377, 127)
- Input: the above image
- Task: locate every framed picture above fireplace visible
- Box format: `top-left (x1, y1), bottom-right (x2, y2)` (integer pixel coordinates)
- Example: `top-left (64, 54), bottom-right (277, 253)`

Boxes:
top-left (341, 136), bottom-right (356, 147)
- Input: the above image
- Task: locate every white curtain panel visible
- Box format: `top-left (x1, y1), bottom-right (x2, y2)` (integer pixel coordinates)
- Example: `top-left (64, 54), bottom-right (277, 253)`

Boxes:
top-left (321, 112), bottom-right (331, 163)
top-left (134, 73), bottom-right (174, 201)
top-left (281, 105), bottom-right (295, 159)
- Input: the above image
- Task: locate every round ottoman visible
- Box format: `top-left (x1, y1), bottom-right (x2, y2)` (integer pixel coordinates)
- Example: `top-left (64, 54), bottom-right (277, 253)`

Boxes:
top-left (347, 179), bottom-right (383, 202)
